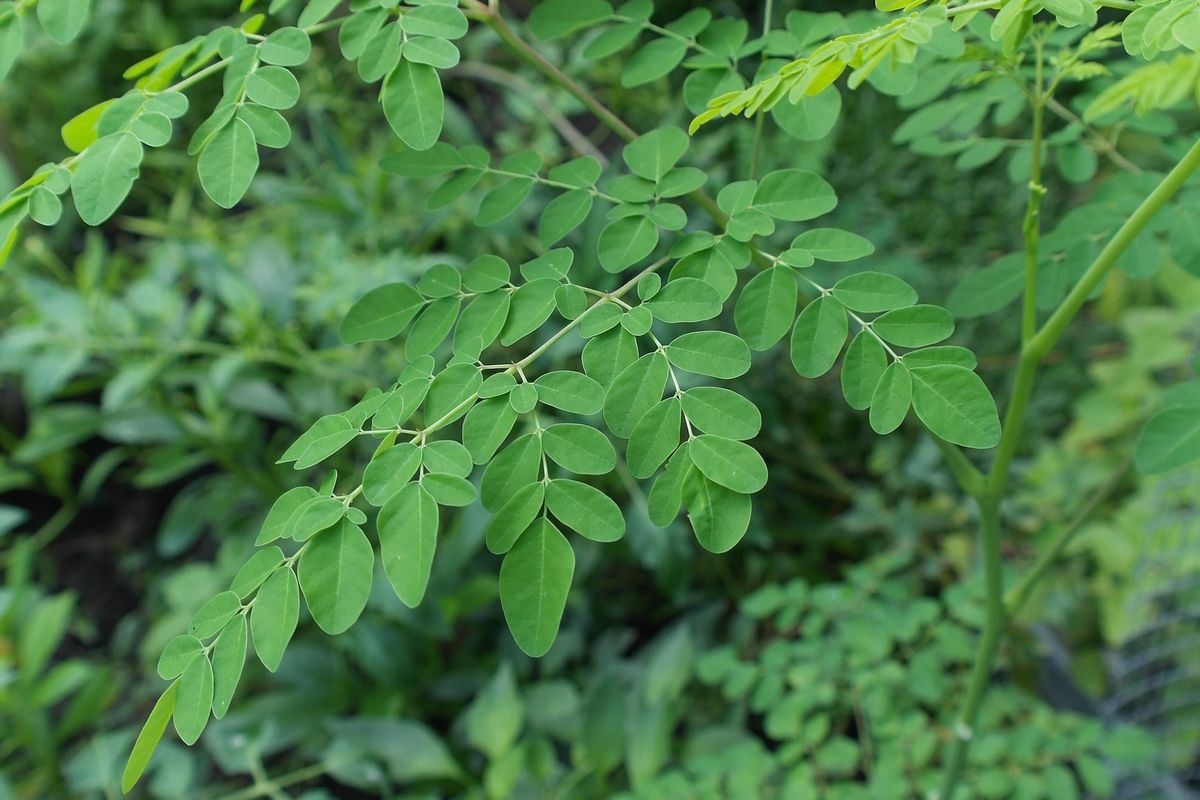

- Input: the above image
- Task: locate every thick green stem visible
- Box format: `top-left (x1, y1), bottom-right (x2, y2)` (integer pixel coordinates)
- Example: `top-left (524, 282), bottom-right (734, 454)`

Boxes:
top-left (940, 135), bottom-right (1200, 800)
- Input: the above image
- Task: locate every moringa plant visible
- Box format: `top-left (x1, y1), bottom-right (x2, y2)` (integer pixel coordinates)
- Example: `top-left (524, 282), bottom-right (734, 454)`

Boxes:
top-left (3, 0), bottom-right (1200, 797)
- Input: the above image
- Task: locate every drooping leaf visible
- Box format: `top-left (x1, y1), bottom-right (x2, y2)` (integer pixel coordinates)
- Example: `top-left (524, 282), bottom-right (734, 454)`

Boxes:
top-left (71, 132), bottom-right (143, 225)
top-left (486, 482), bottom-right (545, 555)
top-left (683, 470), bottom-right (751, 553)
top-left (378, 483), bottom-right (439, 606)
top-left (211, 615), bottom-right (247, 719)
top-left (735, 267), bottom-right (797, 351)
top-left (121, 682), bottom-right (178, 793)
top-left (298, 519), bottom-right (374, 633)
top-left (790, 295), bottom-right (848, 378)
top-left (173, 653), bottom-right (213, 745)
top-left (869, 362), bottom-right (912, 435)
top-left (250, 567), bottom-right (299, 672)
top-left (841, 332), bottom-right (888, 411)
top-left (198, 119), bottom-right (259, 209)
top-left (626, 397), bottom-right (682, 478)
top-left (499, 519), bottom-right (575, 657)
top-left (604, 352), bottom-right (669, 438)
top-left (382, 60), bottom-right (444, 150)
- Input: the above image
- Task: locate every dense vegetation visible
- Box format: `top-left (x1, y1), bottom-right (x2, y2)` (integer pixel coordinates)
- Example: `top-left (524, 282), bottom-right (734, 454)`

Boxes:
top-left (2, 0), bottom-right (1199, 797)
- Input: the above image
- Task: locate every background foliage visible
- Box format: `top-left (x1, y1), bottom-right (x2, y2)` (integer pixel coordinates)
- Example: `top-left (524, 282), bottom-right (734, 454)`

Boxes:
top-left (1, 0), bottom-right (1198, 798)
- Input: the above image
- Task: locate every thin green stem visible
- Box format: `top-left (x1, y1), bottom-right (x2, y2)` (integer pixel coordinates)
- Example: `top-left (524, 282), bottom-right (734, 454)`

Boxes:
top-left (1028, 136), bottom-right (1200, 360)
top-left (748, 0), bottom-right (774, 180)
top-left (1021, 39), bottom-right (1046, 343)
top-left (1005, 459), bottom-right (1132, 617)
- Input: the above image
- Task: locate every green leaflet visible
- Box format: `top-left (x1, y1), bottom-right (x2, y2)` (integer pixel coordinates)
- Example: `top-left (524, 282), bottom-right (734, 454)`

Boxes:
top-left (198, 118), bottom-right (259, 209)
top-left (463, 397), bottom-right (518, 465)
top-left (644, 277), bottom-right (722, 323)
top-left (0, 9), bottom-right (21, 83)
top-left (250, 567), bottom-right (299, 672)
top-left (688, 434), bottom-right (768, 494)
top-left (534, 371), bottom-right (604, 415)
top-left (38, 0), bottom-right (89, 45)
top-left (831, 272), bottom-right (918, 313)
top-left (869, 362), bottom-right (912, 435)
top-left (604, 352), bottom-right (669, 438)
top-left (598, 216), bottom-right (659, 272)
top-left (424, 363), bottom-right (481, 424)
top-left (259, 27), bottom-right (311, 66)
top-left (1136, 404), bottom-right (1200, 474)
top-left (173, 653), bottom-right (213, 745)
top-left (626, 397), bottom-right (682, 479)
top-left (157, 635), bottom-right (202, 680)
top-left (735, 267), bottom-right (797, 351)
top-left (477, 179), bottom-right (533, 226)
top-left (528, 0), bottom-right (613, 40)
top-left (422, 440), bottom-right (473, 477)
top-left (278, 414), bottom-right (357, 470)
top-left (378, 483), bottom-right (439, 606)
top-left (753, 169), bottom-right (837, 221)
top-left (683, 469), bottom-right (752, 553)
top-left (841, 332), bottom-right (888, 411)
top-left (363, 443), bottom-right (422, 506)
top-left (188, 591), bottom-right (240, 639)
top-left (946, 255), bottom-right (1025, 318)
top-left (648, 442), bottom-right (693, 527)
top-left (407, 296), bottom-right (461, 355)
top-left (546, 478), bottom-right (625, 542)
top-left (211, 615), bottom-right (247, 720)
top-left (71, 132), bottom-right (143, 225)
top-left (623, 38), bottom-right (688, 87)
top-left (486, 482), bottom-right (545, 555)
top-left (305, 521), bottom-right (374, 630)
top-left (539, 189), bottom-right (593, 246)
top-left (420, 472), bottom-right (476, 507)
top-left (499, 518), bottom-right (575, 657)
top-left (542, 423), bottom-right (616, 475)
top-left (481, 434), bottom-right (543, 511)
top-left (681, 387), bottom-right (761, 441)
top-left (791, 228), bottom-right (874, 262)
top-left (790, 295), bottom-right (848, 378)
top-left (456, 291), bottom-right (510, 352)
top-left (623, 127), bottom-right (690, 183)
top-left (664, 331), bottom-right (750, 379)
top-left (121, 682), bottom-right (178, 793)
top-left (246, 66), bottom-right (300, 109)
top-left (342, 283), bottom-right (426, 344)
top-left (502, 278), bottom-right (559, 344)
top-left (583, 327), bottom-right (640, 388)
top-left (256, 488), bottom-right (317, 545)
top-left (872, 305), bottom-right (955, 348)
top-left (382, 60), bottom-right (444, 150)
top-left (909, 365), bottom-right (1001, 449)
